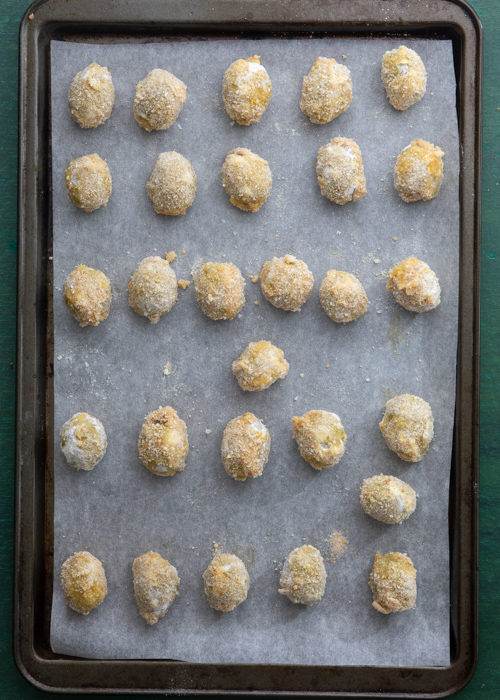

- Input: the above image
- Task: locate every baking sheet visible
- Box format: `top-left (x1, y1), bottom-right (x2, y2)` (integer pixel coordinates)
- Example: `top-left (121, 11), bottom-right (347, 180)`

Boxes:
top-left (50, 38), bottom-right (459, 666)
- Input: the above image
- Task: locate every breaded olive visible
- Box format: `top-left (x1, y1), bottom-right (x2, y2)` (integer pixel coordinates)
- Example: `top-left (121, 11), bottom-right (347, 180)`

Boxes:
top-left (369, 551), bottom-right (417, 614)
top-left (60, 412), bottom-right (107, 471)
top-left (319, 270), bottom-right (369, 323)
top-left (65, 154), bottom-right (112, 211)
top-left (260, 255), bottom-right (313, 312)
top-left (128, 256), bottom-right (177, 324)
top-left (63, 264), bottom-right (111, 327)
top-left (316, 137), bottom-right (367, 205)
top-left (138, 406), bottom-right (189, 476)
top-left (68, 63), bottom-right (114, 128)
top-left (379, 394), bottom-right (434, 462)
top-left (387, 257), bottom-right (441, 312)
top-left (232, 341), bottom-right (289, 392)
top-left (61, 551), bottom-right (107, 615)
top-left (133, 551), bottom-right (180, 625)
top-left (222, 55), bottom-right (271, 125)
top-left (382, 46), bottom-right (426, 111)
top-left (221, 413), bottom-right (270, 481)
top-left (134, 69), bottom-right (186, 131)
top-left (278, 545), bottom-right (326, 605)
top-left (394, 139), bottom-right (444, 202)
top-left (300, 57), bottom-right (352, 124)
top-left (222, 148), bottom-right (272, 212)
top-left (195, 262), bottom-right (245, 320)
top-left (147, 151), bottom-right (197, 216)
top-left (203, 553), bottom-right (250, 612)
top-left (293, 410), bottom-right (346, 470)
top-left (360, 474), bottom-right (416, 524)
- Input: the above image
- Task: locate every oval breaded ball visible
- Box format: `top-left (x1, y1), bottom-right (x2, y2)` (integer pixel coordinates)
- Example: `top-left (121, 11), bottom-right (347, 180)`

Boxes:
top-left (316, 137), bottom-right (367, 205)
top-left (134, 69), bottom-right (186, 131)
top-left (195, 262), bottom-right (245, 320)
top-left (60, 413), bottom-right (107, 471)
top-left (61, 551), bottom-right (107, 615)
top-left (68, 63), bottom-right (115, 128)
top-left (382, 46), bottom-right (426, 111)
top-left (369, 551), bottom-right (417, 614)
top-left (319, 270), bottom-right (369, 323)
top-left (300, 57), bottom-right (352, 124)
top-left (147, 151), bottom-right (197, 216)
top-left (63, 264), bottom-right (111, 327)
top-left (260, 255), bottom-right (314, 312)
top-left (278, 545), bottom-right (326, 605)
top-left (293, 410), bottom-right (346, 470)
top-left (379, 394), bottom-right (434, 462)
top-left (222, 148), bottom-right (272, 212)
top-left (222, 55), bottom-right (271, 125)
top-left (394, 139), bottom-right (444, 202)
top-left (203, 553), bottom-right (250, 612)
top-left (232, 340), bottom-right (289, 392)
top-left (138, 405), bottom-right (189, 476)
top-left (360, 474), bottom-right (417, 524)
top-left (133, 551), bottom-right (180, 625)
top-left (65, 154), bottom-right (112, 211)
top-left (129, 256), bottom-right (177, 324)
top-left (387, 257), bottom-right (441, 312)
top-left (221, 413), bottom-right (270, 481)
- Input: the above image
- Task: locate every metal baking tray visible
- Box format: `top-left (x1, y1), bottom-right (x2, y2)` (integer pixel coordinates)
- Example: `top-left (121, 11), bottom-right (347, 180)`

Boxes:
top-left (15, 0), bottom-right (481, 695)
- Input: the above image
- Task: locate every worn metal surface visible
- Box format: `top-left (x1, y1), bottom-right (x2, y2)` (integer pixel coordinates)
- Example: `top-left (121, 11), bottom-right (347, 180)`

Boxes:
top-left (15, 0), bottom-right (482, 695)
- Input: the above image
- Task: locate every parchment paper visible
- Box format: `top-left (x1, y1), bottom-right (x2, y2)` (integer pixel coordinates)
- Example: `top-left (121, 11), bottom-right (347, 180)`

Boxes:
top-left (50, 38), bottom-right (459, 666)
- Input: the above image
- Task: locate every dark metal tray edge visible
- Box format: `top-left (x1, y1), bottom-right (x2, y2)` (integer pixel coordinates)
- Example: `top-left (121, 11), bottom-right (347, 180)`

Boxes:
top-left (15, 0), bottom-right (482, 695)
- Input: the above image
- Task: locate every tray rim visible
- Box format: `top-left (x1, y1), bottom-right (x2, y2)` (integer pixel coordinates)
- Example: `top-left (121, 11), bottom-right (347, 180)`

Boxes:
top-left (15, 0), bottom-right (482, 696)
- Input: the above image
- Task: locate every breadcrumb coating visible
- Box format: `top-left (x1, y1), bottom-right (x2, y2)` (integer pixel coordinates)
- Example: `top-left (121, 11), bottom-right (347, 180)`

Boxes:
top-left (300, 57), bottom-right (352, 124)
top-left (369, 551), bottom-right (417, 614)
top-left (63, 264), bottom-right (111, 327)
top-left (221, 413), bottom-right (270, 481)
top-left (379, 394), bottom-right (434, 462)
top-left (134, 69), bottom-right (186, 131)
top-left (279, 545), bottom-right (326, 605)
top-left (128, 256), bottom-right (178, 324)
top-left (222, 148), bottom-right (272, 212)
top-left (319, 270), bottom-right (369, 323)
top-left (222, 55), bottom-right (271, 125)
top-left (65, 154), bottom-right (112, 211)
top-left (260, 255), bottom-right (314, 312)
top-left (138, 406), bottom-right (189, 476)
top-left (60, 413), bottom-right (107, 471)
top-left (394, 139), bottom-right (444, 202)
top-left (382, 46), bottom-right (426, 111)
top-left (61, 551), bottom-right (107, 615)
top-left (133, 551), bottom-right (180, 625)
top-left (195, 262), bottom-right (246, 320)
top-left (293, 410), bottom-right (346, 470)
top-left (316, 137), bottom-right (367, 205)
top-left (387, 257), bottom-right (441, 312)
top-left (147, 151), bottom-right (197, 216)
top-left (68, 63), bottom-right (114, 128)
top-left (232, 340), bottom-right (289, 391)
top-left (203, 553), bottom-right (250, 612)
top-left (360, 474), bottom-right (416, 524)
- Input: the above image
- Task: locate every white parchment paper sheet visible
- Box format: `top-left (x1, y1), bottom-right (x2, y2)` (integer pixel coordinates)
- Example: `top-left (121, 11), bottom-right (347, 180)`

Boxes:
top-left (50, 38), bottom-right (459, 666)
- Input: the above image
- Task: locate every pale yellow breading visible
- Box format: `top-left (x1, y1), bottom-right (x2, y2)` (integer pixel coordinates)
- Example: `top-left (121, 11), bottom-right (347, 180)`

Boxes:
top-left (221, 413), bottom-right (270, 481)
top-left (134, 69), bottom-right (186, 131)
top-left (232, 340), bottom-right (289, 392)
top-left (128, 256), bottom-right (178, 324)
top-left (394, 139), bottom-right (444, 202)
top-left (319, 270), bottom-right (369, 323)
top-left (138, 406), bottom-right (189, 476)
top-left (60, 413), bottom-right (107, 471)
top-left (293, 410), bottom-right (346, 470)
top-left (147, 151), bottom-right (197, 216)
top-left (68, 63), bottom-right (115, 128)
top-left (222, 55), bottom-right (271, 125)
top-left (63, 264), bottom-right (111, 327)
top-left (61, 551), bottom-right (107, 615)
top-left (369, 551), bottom-right (417, 613)
top-left (360, 474), bottom-right (416, 524)
top-left (203, 553), bottom-right (250, 612)
top-left (133, 551), bottom-right (180, 625)
top-left (65, 154), bottom-right (112, 211)
top-left (387, 257), bottom-right (441, 312)
top-left (222, 148), bottom-right (272, 212)
top-left (300, 57), bottom-right (352, 124)
top-left (195, 262), bottom-right (246, 320)
top-left (379, 394), bottom-right (434, 462)
top-left (260, 255), bottom-right (314, 312)
top-left (382, 46), bottom-right (426, 111)
top-left (279, 545), bottom-right (326, 605)
top-left (316, 137), bottom-right (367, 205)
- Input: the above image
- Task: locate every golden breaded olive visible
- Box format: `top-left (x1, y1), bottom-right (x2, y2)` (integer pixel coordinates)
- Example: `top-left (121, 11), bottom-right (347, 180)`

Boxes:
top-left (319, 270), bottom-right (369, 323)
top-left (221, 413), bottom-right (270, 481)
top-left (293, 410), bottom-right (346, 470)
top-left (300, 57), bottom-right (352, 124)
top-left (147, 151), bottom-right (197, 216)
top-left (278, 545), bottom-right (326, 605)
top-left (316, 137), bottom-right (367, 205)
top-left (133, 551), bottom-right (180, 625)
top-left (379, 394), bottom-right (434, 462)
top-left (68, 63), bottom-right (115, 128)
top-left (195, 262), bottom-right (245, 320)
top-left (222, 55), bottom-right (271, 125)
top-left (128, 256), bottom-right (178, 324)
top-left (394, 139), bottom-right (444, 202)
top-left (65, 154), bottom-right (112, 211)
top-left (382, 46), bottom-right (426, 111)
top-left (138, 406), bottom-right (189, 476)
top-left (232, 341), bottom-right (289, 392)
top-left (203, 553), bottom-right (250, 612)
top-left (61, 551), bottom-right (107, 615)
top-left (369, 551), bottom-right (417, 613)
top-left (63, 264), bottom-right (111, 327)
top-left (260, 255), bottom-right (313, 312)
top-left (360, 474), bottom-right (416, 524)
top-left (387, 257), bottom-right (441, 312)
top-left (222, 148), bottom-right (272, 212)
top-left (60, 412), bottom-right (107, 471)
top-left (134, 69), bottom-right (186, 131)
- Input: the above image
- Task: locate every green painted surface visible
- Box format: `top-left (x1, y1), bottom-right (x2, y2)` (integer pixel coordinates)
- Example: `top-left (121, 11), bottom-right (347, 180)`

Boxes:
top-left (0, 0), bottom-right (497, 697)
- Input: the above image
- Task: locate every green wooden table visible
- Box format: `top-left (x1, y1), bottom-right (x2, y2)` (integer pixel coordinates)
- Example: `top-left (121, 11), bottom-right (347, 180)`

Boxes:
top-left (1, 0), bottom-right (497, 696)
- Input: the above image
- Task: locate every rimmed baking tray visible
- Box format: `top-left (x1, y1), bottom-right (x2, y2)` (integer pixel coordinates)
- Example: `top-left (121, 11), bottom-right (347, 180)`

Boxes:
top-left (15, 0), bottom-right (481, 695)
